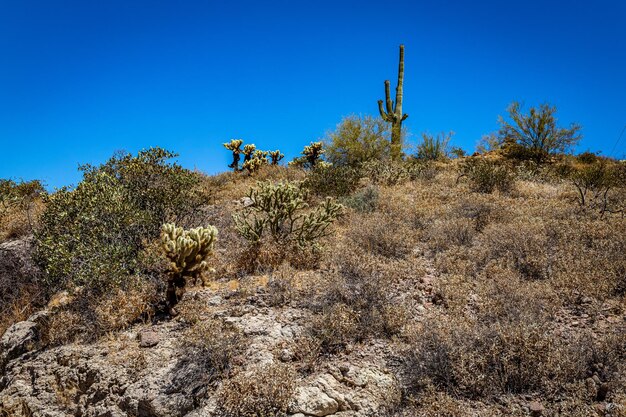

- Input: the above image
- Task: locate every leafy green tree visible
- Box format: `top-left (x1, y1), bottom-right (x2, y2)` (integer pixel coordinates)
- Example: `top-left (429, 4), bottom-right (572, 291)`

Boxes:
top-left (325, 115), bottom-right (391, 167)
top-left (498, 102), bottom-right (582, 159)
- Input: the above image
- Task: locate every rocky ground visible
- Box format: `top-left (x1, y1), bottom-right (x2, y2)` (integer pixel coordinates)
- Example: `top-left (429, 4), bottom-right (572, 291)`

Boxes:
top-left (1, 287), bottom-right (410, 417)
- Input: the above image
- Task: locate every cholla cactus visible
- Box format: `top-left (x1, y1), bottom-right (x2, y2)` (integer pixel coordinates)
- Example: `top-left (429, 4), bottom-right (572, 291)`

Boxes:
top-left (233, 181), bottom-right (343, 248)
top-left (161, 223), bottom-right (218, 314)
top-left (242, 144), bottom-right (257, 164)
top-left (290, 142), bottom-right (325, 169)
top-left (224, 139), bottom-right (244, 171)
top-left (269, 150), bottom-right (284, 165)
top-left (253, 150), bottom-right (269, 162)
top-left (242, 154), bottom-right (268, 176)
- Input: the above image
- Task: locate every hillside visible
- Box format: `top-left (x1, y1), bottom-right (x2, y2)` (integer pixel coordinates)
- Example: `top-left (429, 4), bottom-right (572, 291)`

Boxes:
top-left (1, 145), bottom-right (625, 416)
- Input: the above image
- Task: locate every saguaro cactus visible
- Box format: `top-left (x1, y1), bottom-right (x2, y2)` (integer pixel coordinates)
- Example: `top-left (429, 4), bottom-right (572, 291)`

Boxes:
top-left (224, 139), bottom-right (244, 171)
top-left (378, 44), bottom-right (408, 160)
top-left (161, 223), bottom-right (218, 315)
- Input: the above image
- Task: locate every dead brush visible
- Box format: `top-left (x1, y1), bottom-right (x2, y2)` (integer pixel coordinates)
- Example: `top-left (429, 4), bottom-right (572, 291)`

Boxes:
top-left (345, 212), bottom-right (413, 259)
top-left (403, 317), bottom-right (616, 399)
top-left (305, 246), bottom-right (410, 354)
top-left (215, 363), bottom-right (296, 417)
top-left (167, 318), bottom-right (248, 401)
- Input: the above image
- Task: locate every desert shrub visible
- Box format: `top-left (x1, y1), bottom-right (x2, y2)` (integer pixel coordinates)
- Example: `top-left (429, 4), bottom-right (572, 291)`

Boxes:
top-left (307, 249), bottom-right (408, 353)
top-left (498, 101), bottom-right (582, 160)
top-left (570, 160), bottom-right (625, 215)
top-left (404, 318), bottom-right (625, 400)
top-left (0, 179), bottom-right (45, 213)
top-left (449, 146), bottom-right (466, 158)
top-left (416, 131), bottom-right (453, 161)
top-left (0, 238), bottom-right (45, 335)
top-left (233, 181), bottom-right (343, 250)
top-left (167, 318), bottom-right (247, 401)
top-left (215, 363), bottom-right (296, 417)
top-left (459, 158), bottom-right (515, 194)
top-left (43, 278), bottom-right (157, 344)
top-left (324, 114), bottom-right (391, 167)
top-left (342, 185), bottom-right (380, 213)
top-left (303, 164), bottom-right (361, 197)
top-left (160, 223), bottom-right (217, 314)
top-left (92, 283), bottom-right (158, 332)
top-left (0, 179), bottom-right (46, 241)
top-left (452, 198), bottom-right (494, 232)
top-left (476, 219), bottom-right (551, 281)
top-left (347, 213), bottom-right (412, 258)
top-left (361, 159), bottom-right (433, 186)
top-left (309, 303), bottom-right (361, 354)
top-left (35, 148), bottom-right (208, 293)
top-left (424, 218), bottom-right (476, 251)
top-left (361, 160), bottom-right (410, 185)
top-left (577, 151), bottom-right (599, 164)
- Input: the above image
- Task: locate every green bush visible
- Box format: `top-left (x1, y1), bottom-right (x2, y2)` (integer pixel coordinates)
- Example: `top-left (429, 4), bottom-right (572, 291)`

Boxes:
top-left (233, 181), bottom-right (343, 249)
top-left (342, 185), bottom-right (380, 213)
top-left (303, 164), bottom-right (361, 197)
top-left (416, 132), bottom-right (453, 161)
top-left (36, 148), bottom-right (208, 293)
top-left (0, 179), bottom-right (45, 214)
top-left (324, 115), bottom-right (391, 167)
top-left (460, 158), bottom-right (515, 194)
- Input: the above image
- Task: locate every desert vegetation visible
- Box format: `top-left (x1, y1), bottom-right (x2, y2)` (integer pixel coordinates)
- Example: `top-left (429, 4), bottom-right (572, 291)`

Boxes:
top-left (2, 97), bottom-right (626, 416)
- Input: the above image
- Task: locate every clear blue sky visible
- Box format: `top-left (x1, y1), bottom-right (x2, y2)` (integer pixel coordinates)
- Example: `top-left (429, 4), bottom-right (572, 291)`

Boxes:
top-left (1, 0), bottom-right (625, 189)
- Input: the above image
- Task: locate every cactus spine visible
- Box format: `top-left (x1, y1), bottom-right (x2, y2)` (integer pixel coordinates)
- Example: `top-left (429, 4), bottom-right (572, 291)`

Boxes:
top-left (161, 223), bottom-right (217, 315)
top-left (378, 44), bottom-right (408, 160)
top-left (223, 139), bottom-right (244, 171)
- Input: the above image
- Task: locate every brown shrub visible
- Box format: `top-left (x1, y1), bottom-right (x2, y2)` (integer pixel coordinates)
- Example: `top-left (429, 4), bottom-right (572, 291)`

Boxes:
top-left (346, 212), bottom-right (413, 259)
top-left (304, 247), bottom-right (410, 354)
top-left (42, 279), bottom-right (157, 345)
top-left (167, 318), bottom-right (248, 400)
top-left (404, 318), bottom-right (625, 400)
top-left (215, 363), bottom-right (296, 417)
top-left (475, 218), bottom-right (552, 281)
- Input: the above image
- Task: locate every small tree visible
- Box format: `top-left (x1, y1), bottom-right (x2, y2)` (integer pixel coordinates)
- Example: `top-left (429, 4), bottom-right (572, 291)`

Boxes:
top-left (324, 115), bottom-right (391, 167)
top-left (498, 102), bottom-right (582, 160)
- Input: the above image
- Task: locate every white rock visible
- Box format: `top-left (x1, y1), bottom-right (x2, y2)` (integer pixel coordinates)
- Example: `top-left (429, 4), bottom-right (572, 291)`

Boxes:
top-left (290, 386), bottom-right (339, 416)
